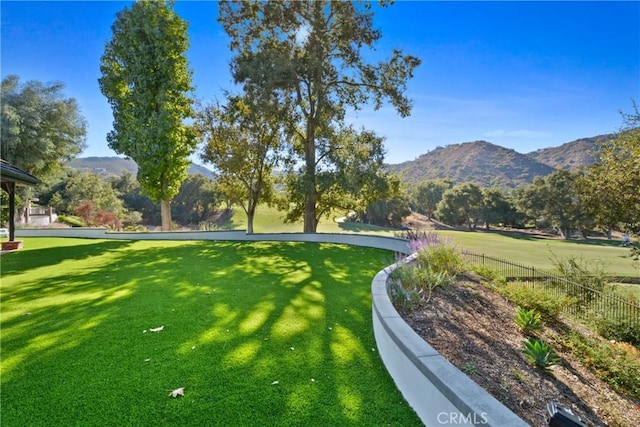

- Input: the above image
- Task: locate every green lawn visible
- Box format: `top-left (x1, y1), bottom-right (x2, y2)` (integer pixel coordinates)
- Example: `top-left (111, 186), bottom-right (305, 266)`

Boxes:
top-left (0, 238), bottom-right (420, 426)
top-left (436, 229), bottom-right (639, 277)
top-left (227, 205), bottom-right (640, 277)
top-left (223, 205), bottom-right (394, 235)
top-left (610, 283), bottom-right (640, 301)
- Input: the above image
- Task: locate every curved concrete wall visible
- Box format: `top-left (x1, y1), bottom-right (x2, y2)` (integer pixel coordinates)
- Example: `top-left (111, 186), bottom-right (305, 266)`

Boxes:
top-left (16, 228), bottom-right (526, 426)
top-left (372, 258), bottom-right (528, 427)
top-left (15, 228), bottom-right (411, 253)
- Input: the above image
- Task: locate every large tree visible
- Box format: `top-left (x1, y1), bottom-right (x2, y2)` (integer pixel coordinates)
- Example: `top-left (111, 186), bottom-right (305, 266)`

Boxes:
top-left (171, 174), bottom-right (218, 226)
top-left (1, 75), bottom-right (87, 178)
top-left (282, 126), bottom-right (398, 227)
top-left (479, 188), bottom-right (521, 229)
top-left (99, 0), bottom-right (196, 230)
top-left (581, 103), bottom-right (640, 236)
top-left (218, 0), bottom-right (421, 232)
top-left (518, 170), bottom-right (588, 239)
top-left (436, 182), bottom-right (483, 230)
top-left (198, 95), bottom-right (282, 234)
top-left (412, 179), bottom-right (452, 220)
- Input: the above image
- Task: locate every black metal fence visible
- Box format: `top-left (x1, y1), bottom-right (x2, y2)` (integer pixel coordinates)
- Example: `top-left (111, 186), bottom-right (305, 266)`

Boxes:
top-left (462, 250), bottom-right (640, 330)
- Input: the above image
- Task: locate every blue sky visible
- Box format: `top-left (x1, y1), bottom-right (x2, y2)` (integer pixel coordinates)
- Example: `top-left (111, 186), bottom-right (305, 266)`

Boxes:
top-left (2, 1), bottom-right (638, 165)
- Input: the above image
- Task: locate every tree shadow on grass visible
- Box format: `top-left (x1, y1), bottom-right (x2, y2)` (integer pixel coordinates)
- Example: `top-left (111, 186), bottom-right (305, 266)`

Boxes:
top-left (0, 240), bottom-right (421, 426)
top-left (337, 221), bottom-right (395, 233)
top-left (0, 239), bottom-right (136, 276)
top-left (473, 228), bottom-right (629, 248)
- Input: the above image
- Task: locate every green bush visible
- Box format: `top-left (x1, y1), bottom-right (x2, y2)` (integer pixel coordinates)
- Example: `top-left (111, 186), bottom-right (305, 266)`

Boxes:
top-left (388, 279), bottom-right (422, 313)
top-left (594, 314), bottom-right (640, 346)
top-left (57, 215), bottom-right (85, 227)
top-left (549, 252), bottom-right (609, 299)
top-left (389, 244), bottom-right (460, 310)
top-left (416, 245), bottom-right (464, 277)
top-left (469, 264), bottom-right (507, 286)
top-left (562, 331), bottom-right (640, 398)
top-left (497, 281), bottom-right (576, 322)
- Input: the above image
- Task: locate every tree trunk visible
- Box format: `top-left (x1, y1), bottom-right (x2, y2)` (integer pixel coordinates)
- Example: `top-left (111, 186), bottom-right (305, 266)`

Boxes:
top-left (160, 199), bottom-right (172, 231)
top-left (303, 118), bottom-right (317, 234)
top-left (246, 204), bottom-right (255, 235)
top-left (304, 192), bottom-right (317, 233)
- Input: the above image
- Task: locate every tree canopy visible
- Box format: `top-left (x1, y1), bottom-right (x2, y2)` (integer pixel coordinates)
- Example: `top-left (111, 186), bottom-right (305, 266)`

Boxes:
top-left (218, 0), bottom-right (421, 232)
top-left (1, 75), bottom-right (87, 179)
top-left (99, 0), bottom-right (196, 230)
top-left (582, 103), bottom-right (640, 235)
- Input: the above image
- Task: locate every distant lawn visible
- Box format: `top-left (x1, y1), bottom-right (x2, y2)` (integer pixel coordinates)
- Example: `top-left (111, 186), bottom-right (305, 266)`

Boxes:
top-left (222, 205), bottom-right (393, 235)
top-left (436, 229), bottom-right (639, 277)
top-left (0, 238), bottom-right (420, 426)
top-left (610, 283), bottom-right (640, 301)
top-left (225, 205), bottom-right (640, 277)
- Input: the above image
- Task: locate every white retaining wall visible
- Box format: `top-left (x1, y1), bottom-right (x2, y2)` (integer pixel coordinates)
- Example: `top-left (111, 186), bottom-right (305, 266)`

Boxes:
top-left (372, 259), bottom-right (528, 426)
top-left (16, 228), bottom-right (411, 253)
top-left (15, 228), bottom-right (527, 426)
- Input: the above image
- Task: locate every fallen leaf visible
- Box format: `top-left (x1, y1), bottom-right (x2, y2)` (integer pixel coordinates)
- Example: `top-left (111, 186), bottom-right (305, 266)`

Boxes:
top-left (144, 358), bottom-right (151, 362)
top-left (169, 387), bottom-right (185, 398)
top-left (191, 346), bottom-right (196, 350)
top-left (290, 347), bottom-right (294, 351)
top-left (270, 381), bottom-right (279, 385)
top-left (150, 326), bottom-right (164, 332)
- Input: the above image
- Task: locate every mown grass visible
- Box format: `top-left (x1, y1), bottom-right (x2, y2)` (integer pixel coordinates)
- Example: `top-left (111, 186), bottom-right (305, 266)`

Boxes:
top-left (0, 238), bottom-right (420, 426)
top-left (225, 204), bottom-right (639, 277)
top-left (436, 229), bottom-right (639, 276)
top-left (224, 205), bottom-right (392, 235)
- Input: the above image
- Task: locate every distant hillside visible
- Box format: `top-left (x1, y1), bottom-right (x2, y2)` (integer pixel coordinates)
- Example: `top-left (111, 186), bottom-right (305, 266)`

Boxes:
top-left (526, 134), bottom-right (614, 170)
top-left (387, 141), bottom-right (555, 188)
top-left (68, 156), bottom-right (215, 179)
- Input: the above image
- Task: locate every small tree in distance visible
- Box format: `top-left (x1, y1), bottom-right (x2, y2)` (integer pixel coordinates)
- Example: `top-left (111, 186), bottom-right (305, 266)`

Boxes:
top-left (198, 95), bottom-right (283, 234)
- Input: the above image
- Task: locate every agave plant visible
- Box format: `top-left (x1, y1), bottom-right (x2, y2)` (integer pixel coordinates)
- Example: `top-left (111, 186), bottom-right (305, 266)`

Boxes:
top-left (514, 307), bottom-right (544, 335)
top-left (522, 338), bottom-right (560, 370)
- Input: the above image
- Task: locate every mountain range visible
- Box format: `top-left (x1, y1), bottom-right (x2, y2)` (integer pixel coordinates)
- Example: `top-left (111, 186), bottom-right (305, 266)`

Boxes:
top-left (68, 157), bottom-right (215, 180)
top-left (386, 133), bottom-right (615, 189)
top-left (68, 133), bottom-right (615, 190)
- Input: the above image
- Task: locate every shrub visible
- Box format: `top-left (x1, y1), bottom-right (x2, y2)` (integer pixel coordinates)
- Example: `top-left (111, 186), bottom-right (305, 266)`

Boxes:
top-left (549, 252), bottom-right (609, 300)
top-left (522, 338), bottom-right (560, 370)
top-left (403, 230), bottom-right (451, 253)
top-left (514, 307), bottom-right (544, 335)
top-left (388, 279), bottom-right (422, 313)
top-left (561, 331), bottom-right (640, 398)
top-left (497, 281), bottom-right (576, 322)
top-left (594, 314), bottom-right (640, 347)
top-left (469, 264), bottom-right (507, 286)
top-left (57, 215), bottom-right (85, 227)
top-left (124, 224), bottom-right (148, 232)
top-left (75, 201), bottom-right (95, 225)
top-left (388, 245), bottom-right (459, 310)
top-left (416, 245), bottom-right (464, 277)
